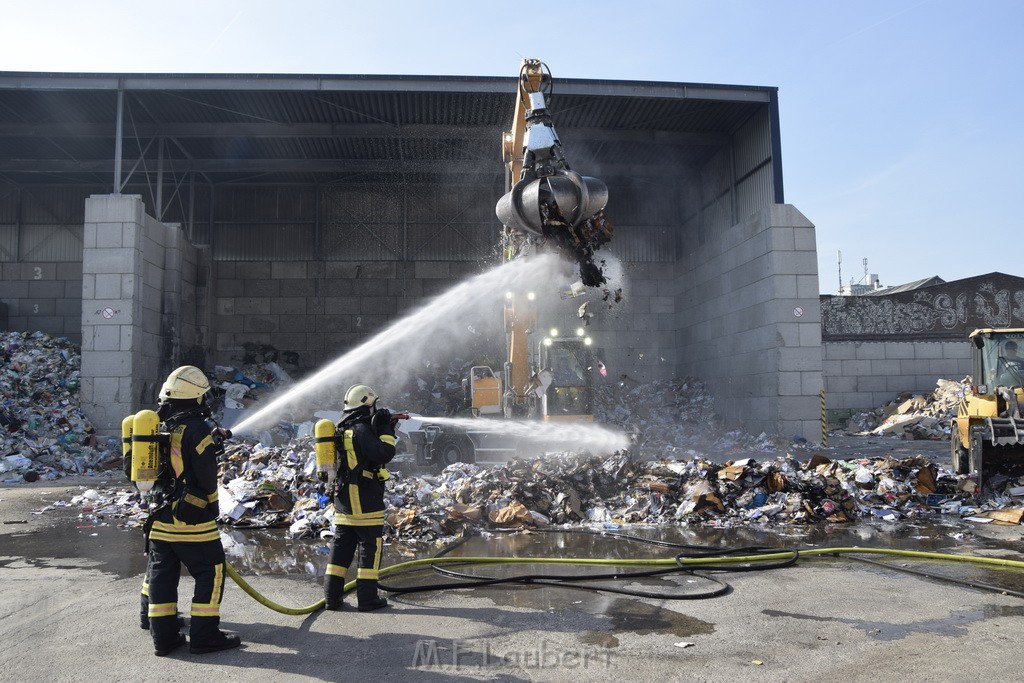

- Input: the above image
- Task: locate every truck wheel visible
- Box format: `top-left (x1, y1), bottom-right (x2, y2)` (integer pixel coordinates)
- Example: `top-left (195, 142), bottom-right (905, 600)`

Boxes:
top-left (951, 427), bottom-right (969, 475)
top-left (433, 436), bottom-right (473, 468)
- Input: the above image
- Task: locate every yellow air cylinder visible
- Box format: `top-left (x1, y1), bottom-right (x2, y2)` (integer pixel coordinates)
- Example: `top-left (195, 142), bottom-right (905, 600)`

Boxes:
top-left (121, 413), bottom-right (134, 459)
top-left (315, 419), bottom-right (338, 483)
top-left (121, 414), bottom-right (135, 479)
top-left (130, 409), bottom-right (161, 493)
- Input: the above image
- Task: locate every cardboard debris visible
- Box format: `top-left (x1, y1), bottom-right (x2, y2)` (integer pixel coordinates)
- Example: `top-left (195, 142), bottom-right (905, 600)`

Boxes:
top-left (976, 509), bottom-right (1024, 525)
top-left (845, 377), bottom-right (970, 440)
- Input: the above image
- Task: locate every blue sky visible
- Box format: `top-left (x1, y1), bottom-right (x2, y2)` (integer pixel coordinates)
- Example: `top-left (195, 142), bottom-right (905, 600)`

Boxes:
top-left (2, 0), bottom-right (1020, 293)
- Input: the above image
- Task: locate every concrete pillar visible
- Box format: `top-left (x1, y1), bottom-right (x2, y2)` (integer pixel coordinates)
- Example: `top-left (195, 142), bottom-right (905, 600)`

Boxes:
top-left (676, 204), bottom-right (823, 440)
top-left (80, 194), bottom-right (147, 433)
top-left (80, 194), bottom-right (200, 434)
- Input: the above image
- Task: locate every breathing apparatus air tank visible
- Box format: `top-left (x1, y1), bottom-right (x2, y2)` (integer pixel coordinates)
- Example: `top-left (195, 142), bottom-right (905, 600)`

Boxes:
top-left (130, 409), bottom-right (162, 493)
top-left (121, 414), bottom-right (134, 479)
top-left (314, 419), bottom-right (338, 484)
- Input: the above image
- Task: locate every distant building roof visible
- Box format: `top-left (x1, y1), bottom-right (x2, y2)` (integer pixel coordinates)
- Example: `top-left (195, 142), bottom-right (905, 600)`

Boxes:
top-left (821, 272), bottom-right (1024, 341)
top-left (863, 276), bottom-right (945, 296)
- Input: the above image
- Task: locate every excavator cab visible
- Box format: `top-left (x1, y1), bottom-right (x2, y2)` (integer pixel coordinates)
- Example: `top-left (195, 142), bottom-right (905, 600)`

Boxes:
top-left (538, 329), bottom-right (595, 422)
top-left (469, 366), bottom-right (502, 416)
top-left (952, 328), bottom-right (1024, 478)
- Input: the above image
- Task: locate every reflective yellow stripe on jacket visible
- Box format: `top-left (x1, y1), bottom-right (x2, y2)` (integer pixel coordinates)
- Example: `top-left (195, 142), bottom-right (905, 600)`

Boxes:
top-left (149, 519), bottom-right (220, 543)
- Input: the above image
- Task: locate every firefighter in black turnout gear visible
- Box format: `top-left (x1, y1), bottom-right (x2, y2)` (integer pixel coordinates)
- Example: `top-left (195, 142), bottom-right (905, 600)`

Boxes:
top-left (132, 365), bottom-right (242, 656)
top-left (321, 384), bottom-right (397, 612)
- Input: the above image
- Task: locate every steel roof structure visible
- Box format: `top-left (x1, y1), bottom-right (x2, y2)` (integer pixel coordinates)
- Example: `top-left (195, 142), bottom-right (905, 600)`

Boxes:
top-left (0, 71), bottom-right (783, 195)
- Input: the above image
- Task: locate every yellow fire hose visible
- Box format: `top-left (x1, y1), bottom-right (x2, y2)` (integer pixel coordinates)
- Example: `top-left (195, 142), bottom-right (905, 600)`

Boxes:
top-left (224, 547), bottom-right (1024, 616)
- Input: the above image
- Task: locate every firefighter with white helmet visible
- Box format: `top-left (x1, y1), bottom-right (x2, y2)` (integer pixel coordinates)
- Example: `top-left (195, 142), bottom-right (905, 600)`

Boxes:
top-left (318, 383), bottom-right (397, 611)
top-left (129, 365), bottom-right (241, 656)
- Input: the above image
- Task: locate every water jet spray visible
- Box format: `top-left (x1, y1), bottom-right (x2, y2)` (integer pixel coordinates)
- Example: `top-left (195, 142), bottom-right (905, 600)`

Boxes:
top-left (402, 415), bottom-right (630, 458)
top-left (229, 254), bottom-right (564, 436)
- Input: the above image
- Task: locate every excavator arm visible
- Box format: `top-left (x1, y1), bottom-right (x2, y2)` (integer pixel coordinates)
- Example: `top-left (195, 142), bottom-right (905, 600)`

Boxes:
top-left (495, 59), bottom-right (613, 287)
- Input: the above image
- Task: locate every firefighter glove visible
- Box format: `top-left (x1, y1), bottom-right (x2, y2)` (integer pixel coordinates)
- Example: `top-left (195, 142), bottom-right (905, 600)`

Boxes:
top-left (371, 408), bottom-right (393, 435)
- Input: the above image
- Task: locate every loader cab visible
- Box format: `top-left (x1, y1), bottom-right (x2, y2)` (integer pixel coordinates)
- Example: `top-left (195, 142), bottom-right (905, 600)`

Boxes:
top-left (538, 330), bottom-right (595, 421)
top-left (970, 329), bottom-right (1024, 392)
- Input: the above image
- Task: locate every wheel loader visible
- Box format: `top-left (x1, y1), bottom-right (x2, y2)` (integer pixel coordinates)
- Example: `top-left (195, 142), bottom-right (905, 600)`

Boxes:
top-left (951, 328), bottom-right (1024, 478)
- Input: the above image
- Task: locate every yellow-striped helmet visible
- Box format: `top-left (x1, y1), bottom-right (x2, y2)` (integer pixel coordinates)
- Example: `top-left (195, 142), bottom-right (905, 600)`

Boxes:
top-left (159, 365), bottom-right (210, 403)
top-left (343, 384), bottom-right (378, 412)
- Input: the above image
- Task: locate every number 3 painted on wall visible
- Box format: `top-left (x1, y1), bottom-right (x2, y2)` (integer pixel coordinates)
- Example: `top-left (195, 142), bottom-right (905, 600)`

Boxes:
top-left (33, 304), bottom-right (39, 313)
top-left (33, 267), bottom-right (43, 280)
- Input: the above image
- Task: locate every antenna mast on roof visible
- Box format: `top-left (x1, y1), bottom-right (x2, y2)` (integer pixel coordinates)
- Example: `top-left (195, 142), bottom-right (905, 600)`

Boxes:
top-left (837, 250), bottom-right (843, 294)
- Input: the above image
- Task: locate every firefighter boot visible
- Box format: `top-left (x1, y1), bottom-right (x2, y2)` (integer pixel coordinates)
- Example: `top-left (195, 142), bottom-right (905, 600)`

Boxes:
top-left (324, 575), bottom-right (345, 611)
top-left (189, 616), bottom-right (241, 655)
top-left (356, 579), bottom-right (389, 612)
top-left (151, 616), bottom-right (186, 657)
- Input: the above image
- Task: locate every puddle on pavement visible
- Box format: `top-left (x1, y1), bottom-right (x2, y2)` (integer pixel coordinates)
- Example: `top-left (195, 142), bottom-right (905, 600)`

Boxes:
top-left (763, 604), bottom-right (1024, 641)
top-left (0, 522), bottom-right (148, 578)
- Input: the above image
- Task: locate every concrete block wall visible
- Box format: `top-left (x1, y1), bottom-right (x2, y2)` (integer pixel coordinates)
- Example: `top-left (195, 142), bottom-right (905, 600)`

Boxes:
top-left (823, 340), bottom-right (971, 411)
top-left (675, 204), bottom-right (823, 439)
top-left (0, 261), bottom-right (84, 342)
top-left (80, 194), bottom-right (204, 433)
top-left (211, 259), bottom-right (484, 369)
top-left (582, 261), bottom-right (680, 383)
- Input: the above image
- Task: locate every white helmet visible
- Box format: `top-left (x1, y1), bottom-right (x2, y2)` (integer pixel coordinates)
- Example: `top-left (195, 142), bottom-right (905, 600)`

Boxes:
top-left (343, 384), bottom-right (378, 412)
top-left (159, 365), bottom-right (211, 403)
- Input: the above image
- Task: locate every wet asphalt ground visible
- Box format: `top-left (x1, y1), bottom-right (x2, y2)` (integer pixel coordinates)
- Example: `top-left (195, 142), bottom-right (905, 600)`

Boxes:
top-left (2, 436), bottom-right (1024, 682)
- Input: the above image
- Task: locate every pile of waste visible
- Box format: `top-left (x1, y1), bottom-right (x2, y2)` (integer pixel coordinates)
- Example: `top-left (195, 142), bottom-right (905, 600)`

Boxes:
top-left (0, 331), bottom-right (117, 482)
top-left (58, 448), bottom-right (1024, 544)
top-left (844, 377), bottom-right (971, 440)
top-left (378, 452), bottom-right (1024, 542)
top-left (212, 362), bottom-right (293, 411)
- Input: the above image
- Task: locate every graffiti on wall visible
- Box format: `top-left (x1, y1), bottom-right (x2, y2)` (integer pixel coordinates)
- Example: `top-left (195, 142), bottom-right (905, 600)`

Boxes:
top-left (821, 276), bottom-right (1024, 341)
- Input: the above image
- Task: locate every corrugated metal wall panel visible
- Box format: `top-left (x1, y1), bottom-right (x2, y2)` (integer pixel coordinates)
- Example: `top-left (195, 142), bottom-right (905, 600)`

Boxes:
top-left (680, 213), bottom-right (700, 251)
top-left (0, 225), bottom-right (16, 261)
top-left (735, 164), bottom-right (774, 221)
top-left (700, 147), bottom-right (732, 201)
top-left (213, 223), bottom-right (314, 261)
top-left (213, 187), bottom-right (317, 221)
top-left (18, 224), bottom-right (82, 261)
top-left (406, 186), bottom-right (496, 223)
top-left (406, 221), bottom-right (496, 261)
top-left (733, 109), bottom-right (771, 179)
top-left (702, 194), bottom-right (733, 236)
top-left (20, 187), bottom-right (89, 224)
top-left (0, 188), bottom-right (16, 223)
top-left (609, 185), bottom-right (678, 225)
top-left (610, 224), bottom-right (677, 263)
top-left (321, 221), bottom-right (403, 261)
